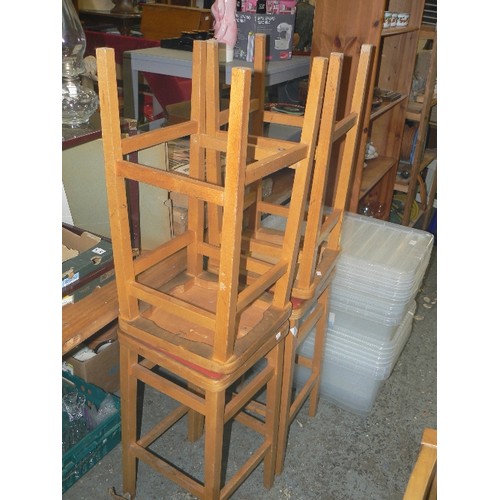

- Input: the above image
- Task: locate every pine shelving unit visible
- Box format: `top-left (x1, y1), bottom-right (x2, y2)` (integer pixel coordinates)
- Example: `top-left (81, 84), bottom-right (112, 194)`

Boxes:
top-left (310, 0), bottom-right (426, 220)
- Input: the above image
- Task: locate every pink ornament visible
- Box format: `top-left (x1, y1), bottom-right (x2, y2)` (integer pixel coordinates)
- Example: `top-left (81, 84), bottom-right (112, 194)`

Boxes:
top-left (211, 0), bottom-right (237, 48)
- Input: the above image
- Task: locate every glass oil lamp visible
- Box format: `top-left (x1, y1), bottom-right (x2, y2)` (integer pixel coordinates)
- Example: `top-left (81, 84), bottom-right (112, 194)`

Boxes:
top-left (62, 0), bottom-right (98, 126)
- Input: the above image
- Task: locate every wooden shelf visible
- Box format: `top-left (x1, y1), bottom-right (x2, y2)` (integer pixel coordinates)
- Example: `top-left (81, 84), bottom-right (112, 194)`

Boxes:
top-left (359, 156), bottom-right (396, 199)
top-left (371, 94), bottom-right (408, 120)
top-left (394, 178), bottom-right (410, 193)
top-left (381, 26), bottom-right (420, 37)
top-left (311, 0), bottom-right (426, 218)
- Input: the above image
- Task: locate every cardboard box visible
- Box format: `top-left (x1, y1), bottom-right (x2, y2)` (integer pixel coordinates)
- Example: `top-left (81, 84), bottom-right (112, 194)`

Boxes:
top-left (234, 12), bottom-right (296, 61)
top-left (63, 268), bottom-right (116, 306)
top-left (62, 225), bottom-right (114, 303)
top-left (239, 0), bottom-right (297, 14)
top-left (65, 326), bottom-right (120, 393)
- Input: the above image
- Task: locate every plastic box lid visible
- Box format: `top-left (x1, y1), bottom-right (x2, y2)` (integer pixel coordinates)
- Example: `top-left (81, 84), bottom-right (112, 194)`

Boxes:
top-left (330, 301), bottom-right (416, 353)
top-left (329, 284), bottom-right (416, 325)
top-left (331, 268), bottom-right (426, 302)
top-left (326, 302), bottom-right (415, 371)
top-left (337, 213), bottom-right (434, 284)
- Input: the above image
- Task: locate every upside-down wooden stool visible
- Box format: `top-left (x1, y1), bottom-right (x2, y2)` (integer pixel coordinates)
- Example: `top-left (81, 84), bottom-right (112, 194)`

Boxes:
top-left (205, 34), bottom-right (374, 475)
top-left (272, 43), bottom-right (373, 475)
top-left (96, 38), bottom-right (329, 499)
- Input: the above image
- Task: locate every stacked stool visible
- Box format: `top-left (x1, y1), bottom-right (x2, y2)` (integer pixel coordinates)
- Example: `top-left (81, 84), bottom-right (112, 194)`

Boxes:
top-left (98, 39), bottom-right (328, 499)
top-left (201, 33), bottom-right (373, 474)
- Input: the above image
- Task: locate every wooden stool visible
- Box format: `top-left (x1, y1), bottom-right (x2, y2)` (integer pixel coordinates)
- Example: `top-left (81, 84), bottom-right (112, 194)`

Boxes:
top-left (205, 34), bottom-right (374, 475)
top-left (96, 38), bottom-right (329, 499)
top-left (274, 43), bottom-right (374, 475)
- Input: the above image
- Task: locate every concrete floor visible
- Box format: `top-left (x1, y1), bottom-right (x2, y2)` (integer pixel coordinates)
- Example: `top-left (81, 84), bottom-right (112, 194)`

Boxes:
top-left (63, 247), bottom-right (437, 500)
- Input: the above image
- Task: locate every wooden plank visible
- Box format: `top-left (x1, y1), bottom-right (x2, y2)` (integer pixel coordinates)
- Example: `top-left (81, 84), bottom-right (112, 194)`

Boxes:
top-left (62, 281), bottom-right (118, 355)
top-left (359, 156), bottom-right (396, 198)
top-left (403, 428), bottom-right (437, 500)
top-left (213, 66), bottom-right (253, 363)
top-left (121, 120), bottom-right (197, 155)
top-left (245, 144), bottom-right (308, 185)
top-left (370, 95), bottom-right (407, 120)
top-left (116, 159), bottom-right (225, 206)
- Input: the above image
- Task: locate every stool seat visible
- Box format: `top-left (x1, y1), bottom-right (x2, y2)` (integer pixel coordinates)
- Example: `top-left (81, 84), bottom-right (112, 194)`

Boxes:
top-left (118, 320), bottom-right (290, 384)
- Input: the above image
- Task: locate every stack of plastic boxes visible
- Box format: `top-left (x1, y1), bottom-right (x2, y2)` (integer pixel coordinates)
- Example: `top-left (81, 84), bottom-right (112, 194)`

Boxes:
top-left (295, 213), bottom-right (434, 416)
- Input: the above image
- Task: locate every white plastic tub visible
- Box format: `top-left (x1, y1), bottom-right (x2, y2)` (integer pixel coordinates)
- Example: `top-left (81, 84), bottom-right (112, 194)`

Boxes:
top-left (329, 283), bottom-right (416, 330)
top-left (294, 301), bottom-right (416, 416)
top-left (328, 307), bottom-right (400, 342)
top-left (326, 301), bottom-right (415, 377)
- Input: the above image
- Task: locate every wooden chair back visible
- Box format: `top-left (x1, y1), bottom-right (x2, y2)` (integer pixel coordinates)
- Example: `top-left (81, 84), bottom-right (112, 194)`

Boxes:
top-left (96, 40), bottom-right (329, 375)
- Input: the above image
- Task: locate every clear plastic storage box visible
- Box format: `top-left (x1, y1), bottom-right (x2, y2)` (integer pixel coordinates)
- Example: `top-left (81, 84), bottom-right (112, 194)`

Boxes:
top-left (326, 213), bottom-right (433, 340)
top-left (328, 285), bottom-right (415, 340)
top-left (335, 213), bottom-right (434, 298)
top-left (293, 214), bottom-right (432, 416)
top-left (295, 302), bottom-right (416, 416)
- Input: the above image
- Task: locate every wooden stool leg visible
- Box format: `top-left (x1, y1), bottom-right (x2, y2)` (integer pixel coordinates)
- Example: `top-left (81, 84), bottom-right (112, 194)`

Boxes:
top-left (187, 384), bottom-right (205, 442)
top-left (119, 341), bottom-right (139, 498)
top-left (275, 325), bottom-right (297, 476)
top-left (188, 411), bottom-right (205, 443)
top-left (308, 288), bottom-right (329, 417)
top-left (263, 340), bottom-right (285, 488)
top-left (204, 389), bottom-right (226, 499)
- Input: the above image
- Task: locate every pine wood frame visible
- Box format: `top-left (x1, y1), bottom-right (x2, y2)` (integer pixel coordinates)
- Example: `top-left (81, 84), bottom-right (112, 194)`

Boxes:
top-left (203, 34), bottom-right (373, 475)
top-left (96, 37), bottom-right (330, 498)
